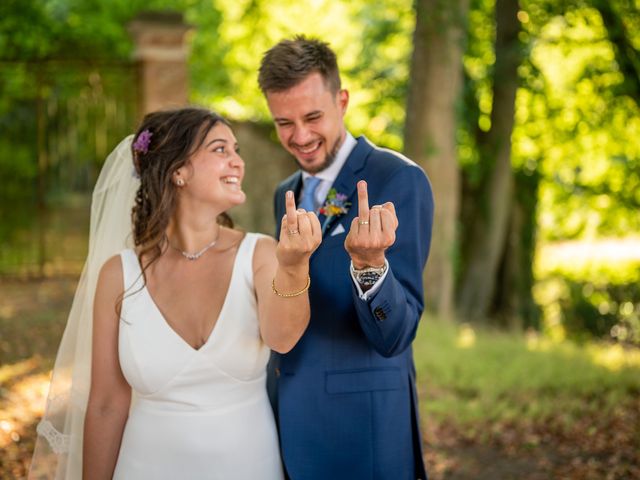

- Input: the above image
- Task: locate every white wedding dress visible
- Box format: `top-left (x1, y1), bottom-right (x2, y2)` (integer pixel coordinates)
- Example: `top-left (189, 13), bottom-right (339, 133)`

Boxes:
top-left (112, 233), bottom-right (284, 479)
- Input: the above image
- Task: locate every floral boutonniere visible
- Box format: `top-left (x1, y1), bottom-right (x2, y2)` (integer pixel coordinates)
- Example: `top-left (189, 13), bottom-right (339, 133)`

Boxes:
top-left (319, 188), bottom-right (351, 233)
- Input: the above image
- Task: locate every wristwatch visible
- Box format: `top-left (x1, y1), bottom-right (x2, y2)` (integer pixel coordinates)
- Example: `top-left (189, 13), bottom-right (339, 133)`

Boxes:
top-left (351, 263), bottom-right (388, 287)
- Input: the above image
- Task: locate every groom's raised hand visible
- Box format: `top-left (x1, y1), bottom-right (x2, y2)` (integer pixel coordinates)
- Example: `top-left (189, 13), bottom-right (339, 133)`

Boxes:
top-left (277, 190), bottom-right (322, 269)
top-left (345, 180), bottom-right (398, 269)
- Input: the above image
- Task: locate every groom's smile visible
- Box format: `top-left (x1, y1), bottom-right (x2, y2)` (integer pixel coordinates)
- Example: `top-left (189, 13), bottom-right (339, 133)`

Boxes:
top-left (291, 139), bottom-right (322, 160)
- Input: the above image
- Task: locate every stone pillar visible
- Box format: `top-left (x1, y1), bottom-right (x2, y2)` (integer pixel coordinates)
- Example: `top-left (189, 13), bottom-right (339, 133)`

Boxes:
top-left (128, 11), bottom-right (192, 117)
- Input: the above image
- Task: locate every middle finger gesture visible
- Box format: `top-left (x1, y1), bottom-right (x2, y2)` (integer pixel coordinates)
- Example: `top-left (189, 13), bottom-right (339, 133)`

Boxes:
top-left (345, 181), bottom-right (398, 269)
top-left (278, 190), bottom-right (322, 269)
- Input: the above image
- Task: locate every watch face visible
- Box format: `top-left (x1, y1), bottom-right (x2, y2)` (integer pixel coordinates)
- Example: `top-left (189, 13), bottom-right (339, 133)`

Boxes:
top-left (352, 263), bottom-right (387, 287)
top-left (357, 271), bottom-right (382, 286)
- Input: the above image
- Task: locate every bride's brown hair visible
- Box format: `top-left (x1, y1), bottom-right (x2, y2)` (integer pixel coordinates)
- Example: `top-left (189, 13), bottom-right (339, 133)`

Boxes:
top-left (131, 107), bottom-right (233, 272)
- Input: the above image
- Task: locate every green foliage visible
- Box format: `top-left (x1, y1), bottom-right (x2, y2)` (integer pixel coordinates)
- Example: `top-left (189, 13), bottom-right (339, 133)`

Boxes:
top-left (191, 0), bottom-right (413, 150)
top-left (343, 1), bottom-right (414, 150)
top-left (185, 2), bottom-right (227, 106)
top-left (0, 0), bottom-right (166, 270)
top-left (535, 239), bottom-right (640, 343)
top-left (559, 278), bottom-right (639, 342)
top-left (413, 316), bottom-right (640, 425)
top-left (192, 0), bottom-right (358, 118)
top-left (1, 0), bottom-right (639, 345)
top-left (0, 63), bottom-right (137, 218)
top-left (460, 0), bottom-right (640, 241)
top-left (0, 0), bottom-right (412, 151)
top-left (536, 254), bottom-right (640, 345)
top-left (0, 0), bottom-right (197, 62)
top-left (3, 0), bottom-right (638, 239)
top-left (522, 4), bottom-right (640, 239)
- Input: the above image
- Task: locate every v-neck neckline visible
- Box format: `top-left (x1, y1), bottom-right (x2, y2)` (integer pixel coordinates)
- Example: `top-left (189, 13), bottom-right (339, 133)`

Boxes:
top-left (133, 235), bottom-right (246, 353)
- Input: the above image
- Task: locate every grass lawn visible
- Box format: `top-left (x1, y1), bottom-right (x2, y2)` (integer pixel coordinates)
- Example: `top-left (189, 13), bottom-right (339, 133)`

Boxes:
top-left (414, 317), bottom-right (640, 479)
top-left (1, 278), bottom-right (639, 479)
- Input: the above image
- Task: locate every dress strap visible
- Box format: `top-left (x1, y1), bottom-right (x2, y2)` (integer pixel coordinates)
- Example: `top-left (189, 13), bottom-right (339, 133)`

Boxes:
top-left (235, 233), bottom-right (267, 287)
top-left (119, 249), bottom-right (144, 293)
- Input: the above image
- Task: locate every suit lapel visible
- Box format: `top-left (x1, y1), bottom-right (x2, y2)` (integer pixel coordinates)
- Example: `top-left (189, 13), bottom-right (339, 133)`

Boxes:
top-left (319, 136), bottom-right (373, 237)
top-left (285, 172), bottom-right (303, 203)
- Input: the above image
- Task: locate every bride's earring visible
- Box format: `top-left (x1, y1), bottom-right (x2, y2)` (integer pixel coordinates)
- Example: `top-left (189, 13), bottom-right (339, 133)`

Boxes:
top-left (176, 178), bottom-right (185, 187)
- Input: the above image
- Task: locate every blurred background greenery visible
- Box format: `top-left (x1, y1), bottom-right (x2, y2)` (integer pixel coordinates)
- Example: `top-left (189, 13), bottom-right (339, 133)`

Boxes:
top-left (1, 0), bottom-right (639, 478)
top-left (2, 0), bottom-right (638, 344)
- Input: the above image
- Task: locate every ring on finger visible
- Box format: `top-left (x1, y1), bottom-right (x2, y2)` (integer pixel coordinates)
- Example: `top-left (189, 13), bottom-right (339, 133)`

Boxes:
top-left (358, 220), bottom-right (369, 225)
top-left (287, 229), bottom-right (300, 235)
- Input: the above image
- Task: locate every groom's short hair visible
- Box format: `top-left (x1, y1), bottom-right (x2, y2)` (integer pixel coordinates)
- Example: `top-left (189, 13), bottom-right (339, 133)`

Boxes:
top-left (258, 35), bottom-right (341, 95)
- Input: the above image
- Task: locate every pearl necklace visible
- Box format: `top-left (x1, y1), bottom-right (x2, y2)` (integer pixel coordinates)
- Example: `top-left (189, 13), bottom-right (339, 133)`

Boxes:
top-left (170, 234), bottom-right (218, 261)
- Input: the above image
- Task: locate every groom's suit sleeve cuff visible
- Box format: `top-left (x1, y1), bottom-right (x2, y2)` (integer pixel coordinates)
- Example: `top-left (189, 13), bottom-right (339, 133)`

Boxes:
top-left (350, 259), bottom-right (390, 301)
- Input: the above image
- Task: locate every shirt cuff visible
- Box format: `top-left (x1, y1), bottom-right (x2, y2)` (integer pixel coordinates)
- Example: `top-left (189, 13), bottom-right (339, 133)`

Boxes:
top-left (350, 259), bottom-right (390, 301)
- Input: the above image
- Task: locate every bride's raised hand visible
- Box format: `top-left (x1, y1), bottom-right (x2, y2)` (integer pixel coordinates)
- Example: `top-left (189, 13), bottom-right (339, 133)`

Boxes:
top-left (277, 190), bottom-right (321, 270)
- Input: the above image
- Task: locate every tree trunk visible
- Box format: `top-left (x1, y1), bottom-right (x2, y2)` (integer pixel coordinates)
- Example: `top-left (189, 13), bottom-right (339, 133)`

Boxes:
top-left (492, 167), bottom-right (541, 329)
top-left (457, 0), bottom-right (523, 321)
top-left (404, 0), bottom-right (469, 320)
top-left (36, 67), bottom-right (49, 277)
top-left (592, 0), bottom-right (640, 105)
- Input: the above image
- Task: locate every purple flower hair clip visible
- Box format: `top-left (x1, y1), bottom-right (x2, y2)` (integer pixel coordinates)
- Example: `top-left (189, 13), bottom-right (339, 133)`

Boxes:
top-left (133, 129), bottom-right (153, 154)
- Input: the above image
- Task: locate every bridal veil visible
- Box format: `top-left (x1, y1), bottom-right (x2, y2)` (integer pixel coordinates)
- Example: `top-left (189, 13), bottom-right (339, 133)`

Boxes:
top-left (29, 136), bottom-right (138, 479)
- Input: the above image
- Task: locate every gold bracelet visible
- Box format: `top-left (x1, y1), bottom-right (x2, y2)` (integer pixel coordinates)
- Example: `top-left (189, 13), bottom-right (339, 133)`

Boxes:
top-left (272, 275), bottom-right (311, 297)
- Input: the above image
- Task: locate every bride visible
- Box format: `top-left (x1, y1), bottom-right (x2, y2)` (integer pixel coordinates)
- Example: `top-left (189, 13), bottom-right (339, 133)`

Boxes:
top-left (30, 107), bottom-right (320, 479)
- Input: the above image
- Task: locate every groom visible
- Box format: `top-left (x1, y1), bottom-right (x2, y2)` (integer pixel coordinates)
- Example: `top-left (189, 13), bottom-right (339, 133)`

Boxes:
top-left (259, 36), bottom-right (434, 479)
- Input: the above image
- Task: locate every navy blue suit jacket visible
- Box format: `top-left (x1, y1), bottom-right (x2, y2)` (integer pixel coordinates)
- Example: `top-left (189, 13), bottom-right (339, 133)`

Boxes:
top-left (271, 136), bottom-right (433, 480)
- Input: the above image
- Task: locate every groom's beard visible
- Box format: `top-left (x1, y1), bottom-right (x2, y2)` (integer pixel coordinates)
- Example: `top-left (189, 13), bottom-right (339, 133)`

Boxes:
top-left (294, 134), bottom-right (342, 175)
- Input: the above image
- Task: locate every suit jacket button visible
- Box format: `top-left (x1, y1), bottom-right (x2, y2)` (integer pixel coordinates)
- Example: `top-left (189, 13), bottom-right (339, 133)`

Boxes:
top-left (275, 368), bottom-right (281, 377)
top-left (373, 307), bottom-right (386, 321)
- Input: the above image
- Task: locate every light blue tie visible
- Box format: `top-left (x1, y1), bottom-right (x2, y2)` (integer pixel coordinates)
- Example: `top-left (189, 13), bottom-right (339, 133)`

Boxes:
top-left (299, 176), bottom-right (321, 212)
